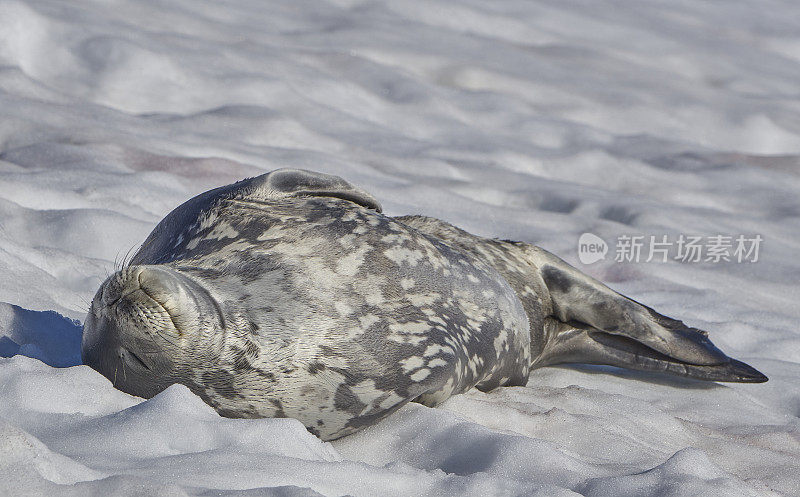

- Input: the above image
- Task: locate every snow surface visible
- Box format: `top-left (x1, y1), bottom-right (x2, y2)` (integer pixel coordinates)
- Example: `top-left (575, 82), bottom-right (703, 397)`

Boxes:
top-left (0, 0), bottom-right (799, 495)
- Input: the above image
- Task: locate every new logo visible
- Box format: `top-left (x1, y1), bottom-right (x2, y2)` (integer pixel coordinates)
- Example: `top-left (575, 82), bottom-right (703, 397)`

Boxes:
top-left (577, 232), bottom-right (607, 264)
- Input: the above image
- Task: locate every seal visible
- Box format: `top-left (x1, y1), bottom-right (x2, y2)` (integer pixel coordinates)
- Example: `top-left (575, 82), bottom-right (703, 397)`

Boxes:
top-left (81, 169), bottom-right (767, 440)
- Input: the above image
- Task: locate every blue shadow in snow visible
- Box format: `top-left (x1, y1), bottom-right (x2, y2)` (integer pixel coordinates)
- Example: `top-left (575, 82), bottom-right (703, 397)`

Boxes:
top-left (0, 303), bottom-right (83, 367)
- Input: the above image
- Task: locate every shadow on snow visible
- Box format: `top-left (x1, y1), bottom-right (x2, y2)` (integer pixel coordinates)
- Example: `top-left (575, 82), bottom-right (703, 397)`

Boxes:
top-left (0, 302), bottom-right (83, 367)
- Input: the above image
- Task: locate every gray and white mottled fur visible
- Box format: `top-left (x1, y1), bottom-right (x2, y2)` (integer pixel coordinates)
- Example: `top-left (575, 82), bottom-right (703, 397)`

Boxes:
top-left (82, 169), bottom-right (766, 440)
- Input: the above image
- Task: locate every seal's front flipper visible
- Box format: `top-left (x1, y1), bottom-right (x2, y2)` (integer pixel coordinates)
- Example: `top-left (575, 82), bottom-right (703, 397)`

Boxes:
top-left (251, 169), bottom-right (382, 212)
top-left (540, 319), bottom-right (767, 383)
top-left (533, 251), bottom-right (767, 382)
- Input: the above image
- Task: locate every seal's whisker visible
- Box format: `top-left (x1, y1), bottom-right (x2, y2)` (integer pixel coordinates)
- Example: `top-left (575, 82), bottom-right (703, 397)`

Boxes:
top-left (121, 244), bottom-right (137, 271)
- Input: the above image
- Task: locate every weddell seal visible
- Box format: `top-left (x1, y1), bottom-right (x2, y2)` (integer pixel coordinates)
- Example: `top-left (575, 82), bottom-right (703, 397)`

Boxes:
top-left (82, 169), bottom-right (767, 440)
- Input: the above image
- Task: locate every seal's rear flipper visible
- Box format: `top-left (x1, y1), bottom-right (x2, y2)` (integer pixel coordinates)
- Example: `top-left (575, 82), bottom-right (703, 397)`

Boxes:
top-left (531, 250), bottom-right (768, 382)
top-left (540, 319), bottom-right (767, 383)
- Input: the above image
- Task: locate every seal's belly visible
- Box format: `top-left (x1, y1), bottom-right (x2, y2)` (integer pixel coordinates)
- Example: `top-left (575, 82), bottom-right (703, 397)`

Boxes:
top-left (169, 198), bottom-right (531, 439)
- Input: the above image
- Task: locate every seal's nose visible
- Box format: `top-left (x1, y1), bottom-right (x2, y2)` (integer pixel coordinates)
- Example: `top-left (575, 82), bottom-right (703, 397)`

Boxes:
top-left (101, 267), bottom-right (145, 307)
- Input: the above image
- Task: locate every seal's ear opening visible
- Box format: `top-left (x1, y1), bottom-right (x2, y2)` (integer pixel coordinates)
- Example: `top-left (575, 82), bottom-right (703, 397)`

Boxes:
top-left (257, 168), bottom-right (383, 212)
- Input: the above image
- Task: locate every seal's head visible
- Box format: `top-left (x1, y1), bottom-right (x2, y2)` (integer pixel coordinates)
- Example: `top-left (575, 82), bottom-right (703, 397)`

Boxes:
top-left (82, 265), bottom-right (224, 398)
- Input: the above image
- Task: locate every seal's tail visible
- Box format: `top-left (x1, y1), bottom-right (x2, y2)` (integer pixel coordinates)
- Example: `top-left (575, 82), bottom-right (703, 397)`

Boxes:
top-left (395, 215), bottom-right (766, 383)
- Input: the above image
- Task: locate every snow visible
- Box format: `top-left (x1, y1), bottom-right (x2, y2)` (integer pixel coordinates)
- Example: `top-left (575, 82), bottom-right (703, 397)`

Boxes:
top-left (0, 0), bottom-right (798, 495)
